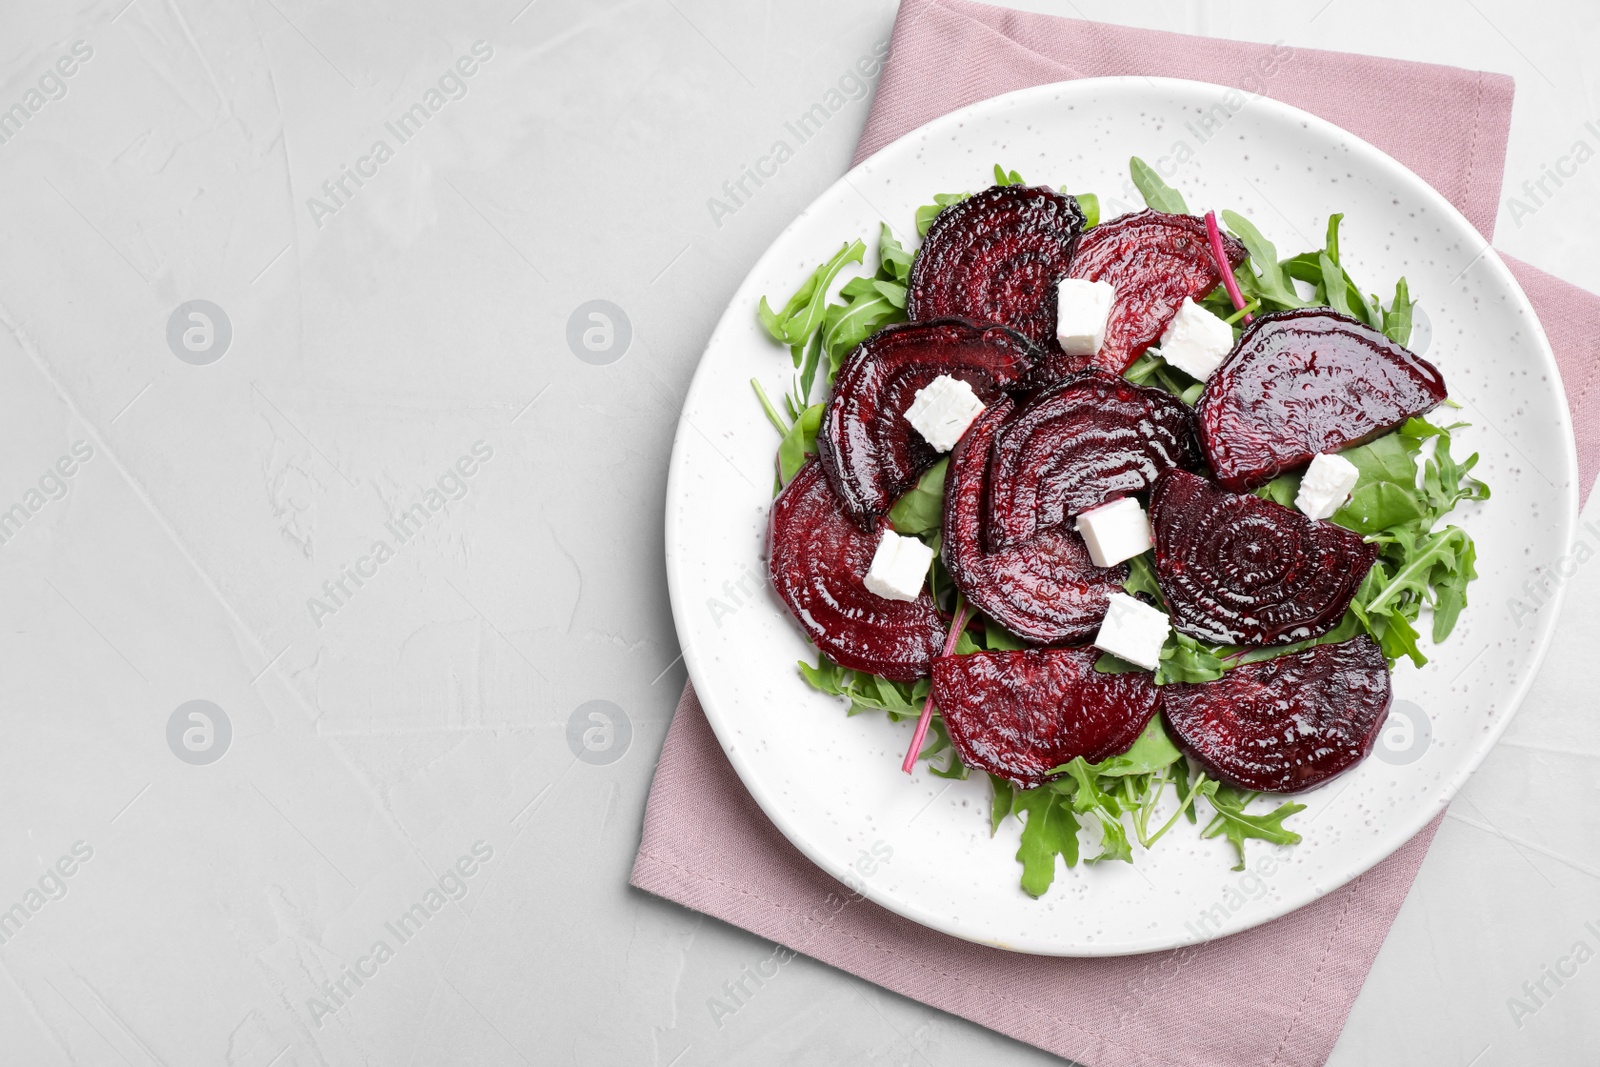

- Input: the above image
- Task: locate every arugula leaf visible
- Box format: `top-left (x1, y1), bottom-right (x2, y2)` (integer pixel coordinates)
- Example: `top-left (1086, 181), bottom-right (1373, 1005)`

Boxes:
top-left (1060, 759), bottom-right (1134, 864)
top-left (1324, 212), bottom-right (1344, 264)
top-left (1123, 553), bottom-right (1165, 603)
top-left (1330, 433), bottom-right (1429, 534)
top-left (1254, 471), bottom-right (1301, 508)
top-left (1319, 252), bottom-right (1358, 319)
top-left (798, 653), bottom-right (929, 720)
top-left (1199, 781), bottom-right (1305, 871)
top-left (989, 774), bottom-right (1016, 835)
top-left (1129, 157), bottom-right (1188, 214)
top-left (1155, 632), bottom-right (1227, 685)
top-left (878, 226), bottom-right (915, 284)
top-left (886, 458), bottom-right (947, 535)
top-left (758, 240), bottom-right (867, 364)
top-left (777, 403), bottom-right (824, 486)
top-left (980, 622), bottom-right (1030, 651)
top-left (819, 226), bottom-right (912, 385)
top-left (916, 192), bottom-right (970, 237)
top-left (1122, 350), bottom-right (1196, 399)
top-left (993, 163), bottom-right (1025, 186)
top-left (1221, 210), bottom-right (1304, 310)
top-left (1091, 717), bottom-right (1183, 778)
top-left (1014, 787), bottom-right (1079, 897)
top-left (1075, 192), bottom-right (1100, 228)
top-left (1383, 277), bottom-right (1414, 346)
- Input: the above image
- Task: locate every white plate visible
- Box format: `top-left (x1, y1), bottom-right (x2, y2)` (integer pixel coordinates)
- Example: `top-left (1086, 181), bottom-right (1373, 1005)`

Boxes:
top-left (663, 77), bottom-right (1578, 955)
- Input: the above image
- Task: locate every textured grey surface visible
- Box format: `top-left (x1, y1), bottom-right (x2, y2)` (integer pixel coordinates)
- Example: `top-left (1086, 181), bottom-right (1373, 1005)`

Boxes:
top-left (0, 0), bottom-right (1594, 1064)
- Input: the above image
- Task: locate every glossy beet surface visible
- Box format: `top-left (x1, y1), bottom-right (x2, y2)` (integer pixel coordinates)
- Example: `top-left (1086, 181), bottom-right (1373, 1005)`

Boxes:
top-left (943, 399), bottom-right (1126, 644)
top-left (1150, 470), bottom-right (1376, 646)
top-left (986, 373), bottom-right (1199, 549)
top-left (1197, 308), bottom-right (1448, 491)
top-left (1162, 636), bottom-right (1392, 793)
top-left (818, 319), bottom-right (1039, 529)
top-left (906, 184), bottom-right (1086, 355)
top-left (933, 647), bottom-right (1161, 788)
top-left (1061, 210), bottom-right (1246, 377)
top-left (767, 458), bottom-right (944, 681)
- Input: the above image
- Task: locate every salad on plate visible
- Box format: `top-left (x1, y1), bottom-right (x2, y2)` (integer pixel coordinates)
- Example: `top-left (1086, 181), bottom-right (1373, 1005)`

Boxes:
top-left (751, 160), bottom-right (1488, 898)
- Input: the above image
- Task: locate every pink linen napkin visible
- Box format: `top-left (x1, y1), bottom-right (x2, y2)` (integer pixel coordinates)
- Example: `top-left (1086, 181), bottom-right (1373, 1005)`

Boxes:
top-left (633, 4), bottom-right (1600, 1064)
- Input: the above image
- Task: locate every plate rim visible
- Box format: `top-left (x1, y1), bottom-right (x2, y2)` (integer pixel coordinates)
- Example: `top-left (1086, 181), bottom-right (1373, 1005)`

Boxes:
top-left (662, 74), bottom-right (1581, 956)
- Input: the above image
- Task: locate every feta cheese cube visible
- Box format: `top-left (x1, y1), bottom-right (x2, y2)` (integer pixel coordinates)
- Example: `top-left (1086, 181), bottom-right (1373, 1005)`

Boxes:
top-left (863, 530), bottom-right (935, 602)
top-left (904, 374), bottom-right (986, 452)
top-left (1075, 497), bottom-right (1153, 568)
top-left (1158, 297), bottom-right (1236, 381)
top-left (1294, 452), bottom-right (1361, 521)
top-left (1093, 593), bottom-right (1171, 671)
top-left (1055, 278), bottom-right (1116, 356)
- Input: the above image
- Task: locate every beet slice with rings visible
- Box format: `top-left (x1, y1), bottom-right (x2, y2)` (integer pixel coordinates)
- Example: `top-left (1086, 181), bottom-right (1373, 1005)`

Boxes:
top-left (943, 399), bottom-right (1126, 645)
top-left (906, 184), bottom-right (1087, 356)
top-left (933, 647), bottom-right (1161, 788)
top-left (1149, 470), bottom-right (1376, 647)
top-left (1162, 635), bottom-right (1392, 793)
top-left (985, 373), bottom-right (1201, 550)
top-left (1196, 308), bottom-right (1448, 491)
top-left (818, 318), bottom-right (1040, 530)
top-left (767, 458), bottom-right (944, 681)
top-left (1062, 210), bottom-right (1247, 376)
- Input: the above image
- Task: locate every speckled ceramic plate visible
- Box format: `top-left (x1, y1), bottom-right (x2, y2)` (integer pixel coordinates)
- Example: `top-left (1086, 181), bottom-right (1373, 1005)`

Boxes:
top-left (663, 77), bottom-right (1578, 955)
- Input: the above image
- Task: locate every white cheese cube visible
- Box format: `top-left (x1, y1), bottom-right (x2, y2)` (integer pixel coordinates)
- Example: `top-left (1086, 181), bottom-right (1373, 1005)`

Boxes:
top-left (904, 374), bottom-right (986, 452)
top-left (1075, 497), bottom-right (1152, 568)
top-left (1158, 297), bottom-right (1236, 380)
top-left (1294, 452), bottom-right (1361, 521)
top-left (1093, 593), bottom-right (1171, 671)
top-left (863, 530), bottom-right (935, 602)
top-left (1055, 278), bottom-right (1116, 356)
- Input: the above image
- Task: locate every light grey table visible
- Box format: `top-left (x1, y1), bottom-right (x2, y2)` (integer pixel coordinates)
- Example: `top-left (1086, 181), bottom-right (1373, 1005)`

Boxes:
top-left (0, 0), bottom-right (1594, 1063)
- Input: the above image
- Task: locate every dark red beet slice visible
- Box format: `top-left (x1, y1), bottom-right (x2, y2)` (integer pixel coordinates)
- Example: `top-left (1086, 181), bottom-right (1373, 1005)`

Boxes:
top-left (1062, 210), bottom-right (1246, 377)
top-left (1162, 636), bottom-right (1392, 793)
top-left (933, 647), bottom-right (1161, 788)
top-left (944, 399), bottom-right (1126, 645)
top-left (986, 373), bottom-right (1200, 549)
top-left (1150, 470), bottom-right (1376, 646)
top-left (767, 458), bottom-right (943, 681)
top-left (906, 184), bottom-right (1086, 355)
top-left (1196, 308), bottom-right (1448, 491)
top-left (818, 318), bottom-right (1039, 529)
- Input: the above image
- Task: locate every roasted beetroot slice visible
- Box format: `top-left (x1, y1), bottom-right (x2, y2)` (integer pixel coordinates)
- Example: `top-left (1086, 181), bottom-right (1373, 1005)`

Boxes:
top-left (933, 647), bottom-right (1160, 788)
top-left (906, 184), bottom-right (1086, 353)
top-left (1163, 636), bottom-right (1392, 793)
top-left (1062, 210), bottom-right (1246, 376)
top-left (1150, 470), bottom-right (1376, 646)
top-left (986, 373), bottom-right (1200, 549)
top-left (944, 399), bottom-right (1126, 644)
top-left (1196, 308), bottom-right (1448, 491)
top-left (767, 458), bottom-right (943, 681)
top-left (818, 319), bottom-right (1039, 529)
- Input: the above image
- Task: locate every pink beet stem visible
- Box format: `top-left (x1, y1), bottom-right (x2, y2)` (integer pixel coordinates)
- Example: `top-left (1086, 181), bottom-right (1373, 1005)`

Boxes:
top-left (901, 603), bottom-right (970, 774)
top-left (1205, 211), bottom-right (1252, 324)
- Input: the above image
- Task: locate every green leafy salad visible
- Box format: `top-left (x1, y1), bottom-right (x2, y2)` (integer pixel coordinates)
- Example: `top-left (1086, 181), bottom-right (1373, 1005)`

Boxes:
top-left (752, 161), bottom-right (1489, 897)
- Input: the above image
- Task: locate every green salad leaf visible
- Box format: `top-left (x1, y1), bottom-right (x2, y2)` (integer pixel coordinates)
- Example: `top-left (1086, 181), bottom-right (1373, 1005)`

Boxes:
top-left (1075, 191), bottom-right (1101, 228)
top-left (1129, 156), bottom-right (1188, 213)
top-left (886, 458), bottom-right (947, 534)
top-left (916, 192), bottom-right (969, 237)
top-left (1014, 787), bottom-right (1079, 896)
top-left (1198, 782), bottom-right (1305, 871)
top-left (758, 240), bottom-right (866, 365)
top-left (1221, 209), bottom-right (1305, 310)
top-left (820, 227), bottom-right (912, 386)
